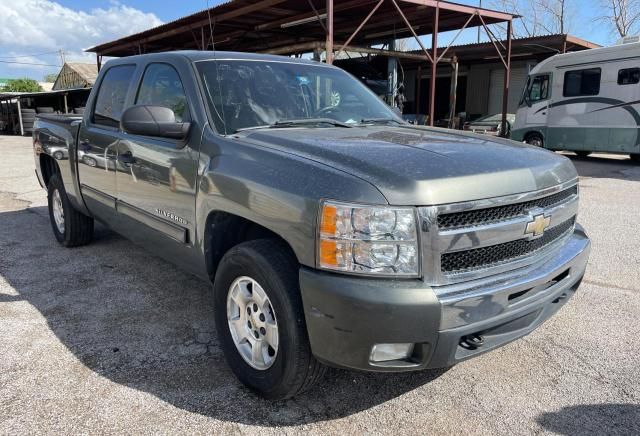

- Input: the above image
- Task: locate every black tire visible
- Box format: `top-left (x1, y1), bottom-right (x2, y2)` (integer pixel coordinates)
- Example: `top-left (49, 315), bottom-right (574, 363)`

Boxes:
top-left (36, 107), bottom-right (55, 113)
top-left (47, 174), bottom-right (94, 247)
top-left (525, 133), bottom-right (544, 147)
top-left (213, 239), bottom-right (326, 399)
top-left (574, 151), bottom-right (591, 157)
top-left (631, 154), bottom-right (640, 163)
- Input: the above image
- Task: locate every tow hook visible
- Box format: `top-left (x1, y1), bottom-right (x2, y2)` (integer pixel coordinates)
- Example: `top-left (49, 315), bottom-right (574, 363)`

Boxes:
top-left (460, 333), bottom-right (485, 350)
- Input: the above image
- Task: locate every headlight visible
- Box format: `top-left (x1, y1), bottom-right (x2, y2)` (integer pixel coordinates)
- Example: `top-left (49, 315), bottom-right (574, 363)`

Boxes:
top-left (318, 200), bottom-right (420, 277)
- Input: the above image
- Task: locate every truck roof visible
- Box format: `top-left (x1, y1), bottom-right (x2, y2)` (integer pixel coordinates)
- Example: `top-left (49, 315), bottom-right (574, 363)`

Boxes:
top-left (103, 50), bottom-right (326, 68)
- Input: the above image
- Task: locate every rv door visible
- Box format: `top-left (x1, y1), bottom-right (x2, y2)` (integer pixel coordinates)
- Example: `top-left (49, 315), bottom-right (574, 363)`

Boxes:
top-left (522, 74), bottom-right (551, 130)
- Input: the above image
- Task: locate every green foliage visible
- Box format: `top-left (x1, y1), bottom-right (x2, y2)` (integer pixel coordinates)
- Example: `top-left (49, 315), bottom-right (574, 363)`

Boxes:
top-left (1, 78), bottom-right (43, 92)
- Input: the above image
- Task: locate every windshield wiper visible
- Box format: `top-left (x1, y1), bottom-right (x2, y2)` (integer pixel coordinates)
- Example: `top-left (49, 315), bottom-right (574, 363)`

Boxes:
top-left (235, 118), bottom-right (353, 132)
top-left (358, 118), bottom-right (405, 126)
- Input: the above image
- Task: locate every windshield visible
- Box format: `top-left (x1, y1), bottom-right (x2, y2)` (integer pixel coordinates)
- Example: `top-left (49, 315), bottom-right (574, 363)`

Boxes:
top-left (196, 60), bottom-right (400, 134)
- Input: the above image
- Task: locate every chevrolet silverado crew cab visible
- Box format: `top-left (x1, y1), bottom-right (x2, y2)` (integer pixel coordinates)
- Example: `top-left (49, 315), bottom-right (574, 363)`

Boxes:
top-left (33, 51), bottom-right (590, 400)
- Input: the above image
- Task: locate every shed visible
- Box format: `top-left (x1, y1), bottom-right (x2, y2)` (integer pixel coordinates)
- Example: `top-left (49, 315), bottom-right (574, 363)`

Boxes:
top-left (52, 63), bottom-right (98, 91)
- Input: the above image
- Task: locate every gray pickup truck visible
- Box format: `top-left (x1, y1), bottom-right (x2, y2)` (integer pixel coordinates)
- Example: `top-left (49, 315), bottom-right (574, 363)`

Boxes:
top-left (33, 51), bottom-right (590, 400)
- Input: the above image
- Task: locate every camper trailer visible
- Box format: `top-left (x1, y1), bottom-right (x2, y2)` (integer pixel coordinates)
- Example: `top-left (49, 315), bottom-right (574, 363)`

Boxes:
top-left (512, 40), bottom-right (640, 161)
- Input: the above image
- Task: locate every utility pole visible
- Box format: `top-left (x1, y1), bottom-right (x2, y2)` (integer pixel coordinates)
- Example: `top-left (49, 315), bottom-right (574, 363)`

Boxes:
top-left (477, 0), bottom-right (482, 43)
top-left (59, 49), bottom-right (65, 66)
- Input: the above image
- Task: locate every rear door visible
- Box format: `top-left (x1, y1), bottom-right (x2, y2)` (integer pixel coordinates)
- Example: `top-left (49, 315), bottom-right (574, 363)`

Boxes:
top-left (114, 61), bottom-right (199, 250)
top-left (77, 64), bottom-right (136, 220)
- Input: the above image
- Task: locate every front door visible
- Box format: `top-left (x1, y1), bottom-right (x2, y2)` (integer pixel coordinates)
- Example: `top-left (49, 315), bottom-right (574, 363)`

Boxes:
top-left (523, 73), bottom-right (551, 132)
top-left (114, 63), bottom-right (199, 257)
top-left (77, 64), bottom-right (136, 221)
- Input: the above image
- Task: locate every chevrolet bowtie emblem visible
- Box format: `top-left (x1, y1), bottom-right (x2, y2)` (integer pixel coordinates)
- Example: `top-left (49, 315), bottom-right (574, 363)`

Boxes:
top-left (525, 214), bottom-right (551, 238)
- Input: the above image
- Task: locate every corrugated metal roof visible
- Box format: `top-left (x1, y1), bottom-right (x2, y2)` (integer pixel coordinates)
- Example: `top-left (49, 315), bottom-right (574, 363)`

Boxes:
top-left (65, 63), bottom-right (98, 84)
top-left (0, 87), bottom-right (91, 100)
top-left (86, 0), bottom-right (518, 57)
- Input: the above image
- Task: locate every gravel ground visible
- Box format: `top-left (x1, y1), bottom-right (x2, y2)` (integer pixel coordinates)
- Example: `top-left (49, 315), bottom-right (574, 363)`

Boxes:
top-left (0, 136), bottom-right (639, 435)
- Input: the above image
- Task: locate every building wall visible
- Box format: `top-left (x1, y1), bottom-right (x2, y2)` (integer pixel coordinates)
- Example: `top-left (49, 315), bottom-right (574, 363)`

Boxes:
top-left (465, 60), bottom-right (536, 116)
top-left (465, 66), bottom-right (492, 116)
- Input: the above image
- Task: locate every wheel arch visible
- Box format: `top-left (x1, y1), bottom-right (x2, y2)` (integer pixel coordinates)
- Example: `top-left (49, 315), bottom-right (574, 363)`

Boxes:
top-left (203, 210), bottom-right (300, 282)
top-left (39, 153), bottom-right (60, 188)
top-left (523, 130), bottom-right (546, 143)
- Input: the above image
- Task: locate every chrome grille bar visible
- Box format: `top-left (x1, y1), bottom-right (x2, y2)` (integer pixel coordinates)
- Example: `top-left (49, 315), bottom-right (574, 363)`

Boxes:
top-left (419, 179), bottom-right (579, 286)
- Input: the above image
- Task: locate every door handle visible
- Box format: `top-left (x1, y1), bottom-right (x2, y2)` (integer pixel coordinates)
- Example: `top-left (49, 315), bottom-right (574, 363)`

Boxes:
top-left (541, 112), bottom-right (546, 115)
top-left (117, 151), bottom-right (136, 164)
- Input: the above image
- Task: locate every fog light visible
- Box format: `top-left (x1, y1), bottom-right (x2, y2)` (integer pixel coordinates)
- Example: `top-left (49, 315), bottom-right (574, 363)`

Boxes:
top-left (370, 343), bottom-right (414, 362)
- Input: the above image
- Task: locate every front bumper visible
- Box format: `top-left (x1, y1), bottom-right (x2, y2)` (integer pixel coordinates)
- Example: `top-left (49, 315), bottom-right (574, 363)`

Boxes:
top-left (299, 226), bottom-right (590, 372)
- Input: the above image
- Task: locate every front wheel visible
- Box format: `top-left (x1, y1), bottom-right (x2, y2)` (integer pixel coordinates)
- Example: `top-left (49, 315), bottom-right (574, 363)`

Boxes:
top-left (213, 239), bottom-right (326, 399)
top-left (575, 151), bottom-right (591, 158)
top-left (525, 133), bottom-right (544, 148)
top-left (47, 174), bottom-right (94, 247)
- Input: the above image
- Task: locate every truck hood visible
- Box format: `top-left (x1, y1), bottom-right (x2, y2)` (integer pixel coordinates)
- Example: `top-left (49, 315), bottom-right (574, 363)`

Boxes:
top-left (239, 125), bottom-right (577, 205)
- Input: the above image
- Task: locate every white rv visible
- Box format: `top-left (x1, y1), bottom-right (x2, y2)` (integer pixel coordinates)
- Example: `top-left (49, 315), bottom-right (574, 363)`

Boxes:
top-left (511, 41), bottom-right (640, 161)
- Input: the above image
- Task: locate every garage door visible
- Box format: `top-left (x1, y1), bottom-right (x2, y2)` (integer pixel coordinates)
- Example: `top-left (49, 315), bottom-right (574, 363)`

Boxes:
top-left (487, 67), bottom-right (528, 115)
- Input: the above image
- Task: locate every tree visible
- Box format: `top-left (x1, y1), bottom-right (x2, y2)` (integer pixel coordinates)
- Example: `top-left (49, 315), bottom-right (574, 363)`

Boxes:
top-left (600, 0), bottom-right (640, 37)
top-left (43, 73), bottom-right (58, 83)
top-left (489, 0), bottom-right (575, 38)
top-left (1, 78), bottom-right (43, 92)
top-left (538, 0), bottom-right (570, 34)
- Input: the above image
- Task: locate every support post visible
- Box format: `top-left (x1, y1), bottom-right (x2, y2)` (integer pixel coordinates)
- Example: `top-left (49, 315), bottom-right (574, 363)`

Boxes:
top-left (325, 0), bottom-right (334, 64)
top-left (449, 56), bottom-right (458, 129)
top-left (429, 3), bottom-right (439, 126)
top-left (16, 98), bottom-right (24, 137)
top-left (416, 64), bottom-right (422, 121)
top-left (500, 20), bottom-right (512, 137)
top-left (63, 94), bottom-right (69, 114)
top-left (387, 40), bottom-right (398, 107)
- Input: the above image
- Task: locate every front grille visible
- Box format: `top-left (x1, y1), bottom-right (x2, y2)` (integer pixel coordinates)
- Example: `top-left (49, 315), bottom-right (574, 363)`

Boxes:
top-left (441, 217), bottom-right (575, 273)
top-left (438, 186), bottom-right (578, 230)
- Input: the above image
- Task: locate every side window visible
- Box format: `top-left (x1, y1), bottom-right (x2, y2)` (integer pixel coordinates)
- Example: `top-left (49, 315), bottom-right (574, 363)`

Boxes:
top-left (563, 68), bottom-right (601, 97)
top-left (93, 65), bottom-right (136, 128)
top-left (618, 67), bottom-right (640, 85)
top-left (136, 63), bottom-right (189, 122)
top-left (529, 75), bottom-right (550, 102)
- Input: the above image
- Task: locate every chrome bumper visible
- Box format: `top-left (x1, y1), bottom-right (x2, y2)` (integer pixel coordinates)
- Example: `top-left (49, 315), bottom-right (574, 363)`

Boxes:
top-left (436, 226), bottom-right (590, 330)
top-left (425, 226), bottom-right (590, 367)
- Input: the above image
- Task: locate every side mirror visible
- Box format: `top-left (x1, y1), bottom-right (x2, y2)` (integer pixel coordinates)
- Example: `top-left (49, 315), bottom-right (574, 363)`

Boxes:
top-left (120, 105), bottom-right (190, 140)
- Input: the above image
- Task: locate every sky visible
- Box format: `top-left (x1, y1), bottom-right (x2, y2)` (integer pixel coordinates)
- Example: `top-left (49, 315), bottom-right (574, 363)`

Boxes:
top-left (0, 0), bottom-right (618, 81)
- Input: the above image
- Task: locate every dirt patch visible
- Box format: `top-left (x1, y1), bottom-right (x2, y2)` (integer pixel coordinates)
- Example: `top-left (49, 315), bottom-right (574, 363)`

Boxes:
top-left (0, 192), bottom-right (30, 212)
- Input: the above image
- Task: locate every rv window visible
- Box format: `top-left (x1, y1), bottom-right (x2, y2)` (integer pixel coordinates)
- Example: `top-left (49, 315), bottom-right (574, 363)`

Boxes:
top-left (529, 75), bottom-right (549, 101)
top-left (520, 74), bottom-right (550, 106)
top-left (618, 68), bottom-right (640, 85)
top-left (563, 68), bottom-right (601, 97)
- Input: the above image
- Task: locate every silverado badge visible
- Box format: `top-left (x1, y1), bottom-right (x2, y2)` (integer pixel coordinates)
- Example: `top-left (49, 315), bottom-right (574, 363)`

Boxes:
top-left (525, 213), bottom-right (550, 238)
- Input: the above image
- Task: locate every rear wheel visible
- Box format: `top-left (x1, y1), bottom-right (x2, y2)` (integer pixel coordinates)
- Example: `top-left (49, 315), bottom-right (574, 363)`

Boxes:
top-left (47, 174), bottom-right (94, 247)
top-left (525, 133), bottom-right (544, 148)
top-left (213, 239), bottom-right (326, 399)
top-left (575, 151), bottom-right (591, 158)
